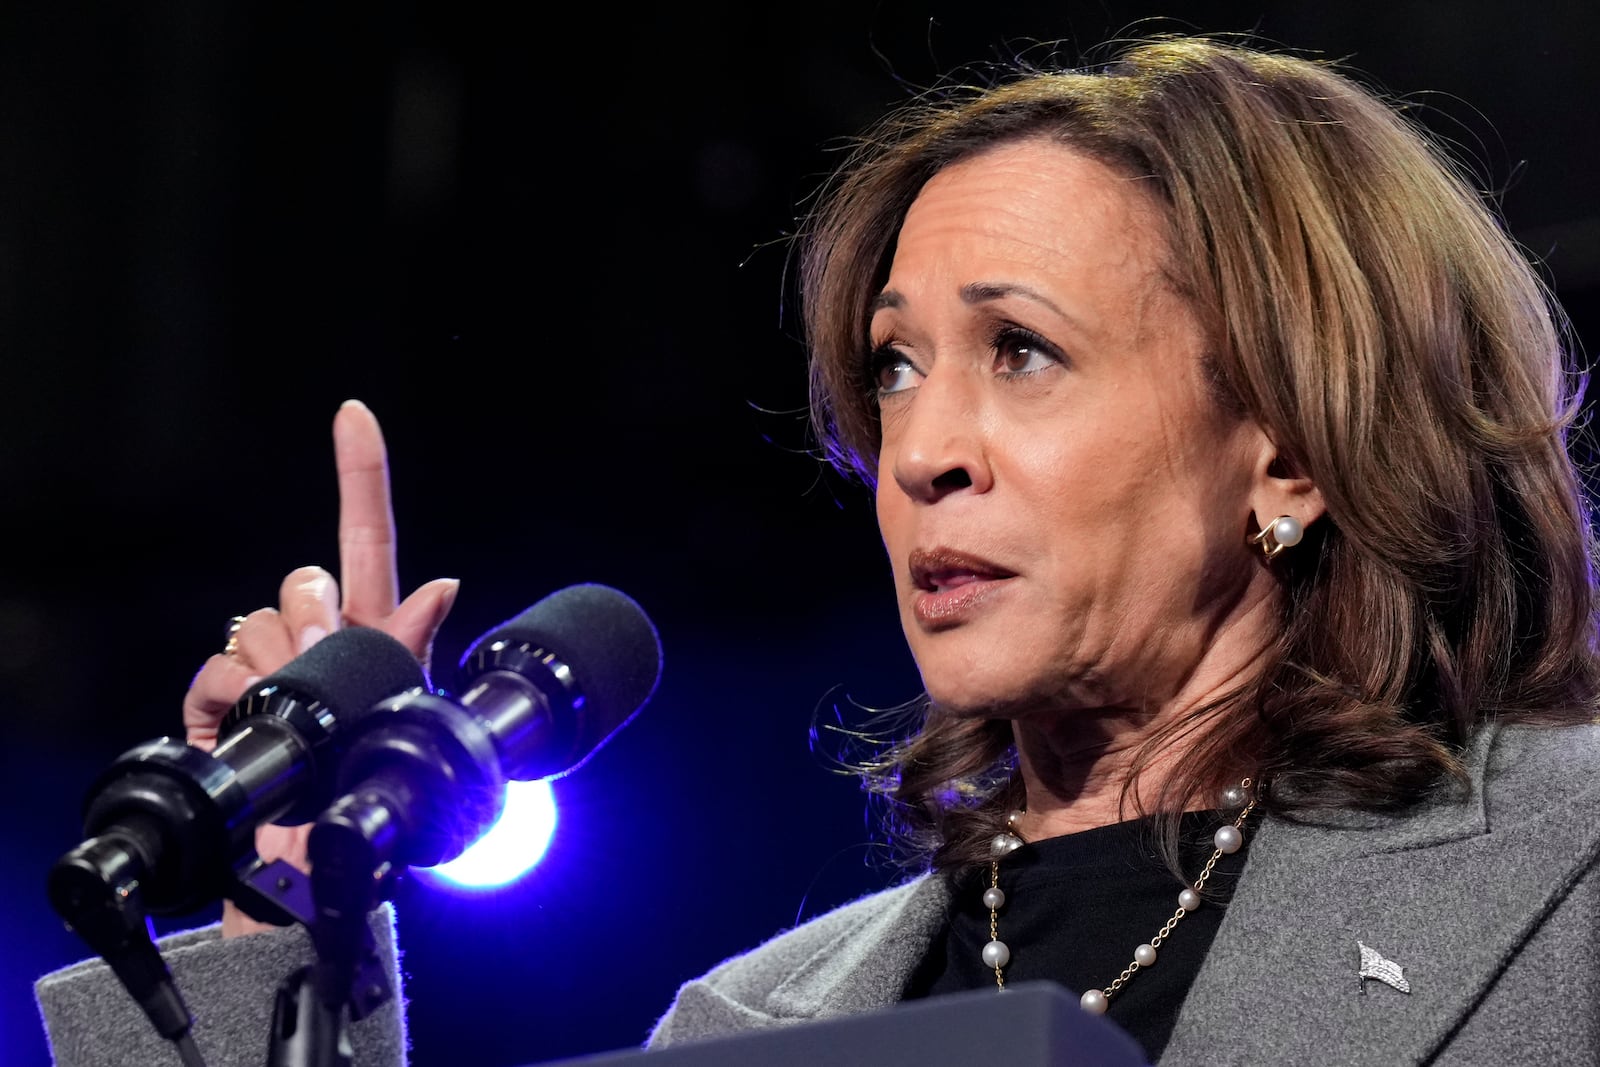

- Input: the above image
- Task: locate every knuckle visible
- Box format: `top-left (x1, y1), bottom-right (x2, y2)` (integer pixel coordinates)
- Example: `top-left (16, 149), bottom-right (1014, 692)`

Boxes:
top-left (339, 524), bottom-right (395, 546)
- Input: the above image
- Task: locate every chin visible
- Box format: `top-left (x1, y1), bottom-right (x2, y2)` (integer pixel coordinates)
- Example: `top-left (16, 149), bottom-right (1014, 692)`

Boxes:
top-left (915, 656), bottom-right (1032, 719)
top-left (900, 615), bottom-right (1000, 707)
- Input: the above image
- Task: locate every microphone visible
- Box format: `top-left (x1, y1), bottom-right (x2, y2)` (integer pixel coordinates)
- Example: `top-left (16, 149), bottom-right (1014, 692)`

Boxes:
top-left (453, 580), bottom-right (664, 781)
top-left (266, 586), bottom-right (662, 1063)
top-left (45, 626), bottom-right (428, 1043)
top-left (50, 626), bottom-right (430, 918)
top-left (311, 583), bottom-right (663, 877)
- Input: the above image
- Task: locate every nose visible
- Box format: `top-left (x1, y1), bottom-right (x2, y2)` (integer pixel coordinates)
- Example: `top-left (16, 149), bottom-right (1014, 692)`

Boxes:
top-left (886, 365), bottom-right (993, 503)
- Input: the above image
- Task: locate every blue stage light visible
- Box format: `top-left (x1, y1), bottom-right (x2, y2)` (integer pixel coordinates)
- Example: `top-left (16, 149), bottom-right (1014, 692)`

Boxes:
top-left (415, 779), bottom-right (558, 891)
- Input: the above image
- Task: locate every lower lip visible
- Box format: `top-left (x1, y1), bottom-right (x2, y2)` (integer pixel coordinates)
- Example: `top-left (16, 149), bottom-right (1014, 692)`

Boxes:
top-left (912, 578), bottom-right (1009, 628)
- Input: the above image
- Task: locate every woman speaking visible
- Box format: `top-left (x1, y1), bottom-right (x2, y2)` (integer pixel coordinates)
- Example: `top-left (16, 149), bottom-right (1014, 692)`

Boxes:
top-left (38, 34), bottom-right (1600, 1067)
top-left (651, 35), bottom-right (1600, 1064)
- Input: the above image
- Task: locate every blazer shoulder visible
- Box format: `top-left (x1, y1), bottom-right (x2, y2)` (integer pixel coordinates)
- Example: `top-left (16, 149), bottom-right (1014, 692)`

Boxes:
top-left (648, 874), bottom-right (943, 1047)
top-left (1487, 717), bottom-right (1600, 765)
top-left (1483, 718), bottom-right (1600, 817)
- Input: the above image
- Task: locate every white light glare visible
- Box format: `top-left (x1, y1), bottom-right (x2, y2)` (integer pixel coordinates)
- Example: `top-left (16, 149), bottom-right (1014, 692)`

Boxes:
top-left (420, 779), bottom-right (558, 890)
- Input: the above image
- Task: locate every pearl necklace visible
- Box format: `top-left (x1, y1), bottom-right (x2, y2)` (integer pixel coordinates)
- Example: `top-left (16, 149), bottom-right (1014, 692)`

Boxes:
top-left (982, 780), bottom-right (1258, 1015)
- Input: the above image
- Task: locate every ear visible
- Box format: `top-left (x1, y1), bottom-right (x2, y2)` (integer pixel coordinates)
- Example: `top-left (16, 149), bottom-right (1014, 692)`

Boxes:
top-left (1247, 428), bottom-right (1325, 536)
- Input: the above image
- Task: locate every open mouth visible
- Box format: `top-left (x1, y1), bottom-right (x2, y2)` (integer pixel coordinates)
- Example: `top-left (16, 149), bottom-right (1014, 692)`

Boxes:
top-left (909, 547), bottom-right (1016, 593)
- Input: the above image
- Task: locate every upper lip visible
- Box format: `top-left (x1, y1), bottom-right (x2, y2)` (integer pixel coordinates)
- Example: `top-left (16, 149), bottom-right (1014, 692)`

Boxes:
top-left (909, 547), bottom-right (1016, 592)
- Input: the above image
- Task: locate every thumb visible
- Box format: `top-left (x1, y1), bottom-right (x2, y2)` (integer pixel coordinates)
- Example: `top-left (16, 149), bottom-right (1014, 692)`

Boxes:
top-left (380, 577), bottom-right (461, 673)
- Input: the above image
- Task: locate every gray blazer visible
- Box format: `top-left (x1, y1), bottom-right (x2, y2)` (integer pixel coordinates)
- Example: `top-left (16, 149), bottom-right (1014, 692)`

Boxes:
top-left (37, 722), bottom-right (1600, 1065)
top-left (648, 721), bottom-right (1600, 1065)
top-left (35, 906), bottom-right (408, 1067)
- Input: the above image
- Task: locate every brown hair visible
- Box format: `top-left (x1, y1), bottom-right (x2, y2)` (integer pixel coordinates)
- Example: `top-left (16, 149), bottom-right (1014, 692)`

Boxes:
top-left (801, 36), bottom-right (1600, 871)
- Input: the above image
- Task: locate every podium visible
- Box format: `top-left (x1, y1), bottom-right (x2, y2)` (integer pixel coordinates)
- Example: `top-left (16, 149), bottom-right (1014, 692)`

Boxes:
top-left (538, 982), bottom-right (1150, 1067)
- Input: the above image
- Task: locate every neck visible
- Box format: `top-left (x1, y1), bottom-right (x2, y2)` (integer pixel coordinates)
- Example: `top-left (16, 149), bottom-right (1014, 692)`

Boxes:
top-left (1008, 634), bottom-right (1272, 841)
top-left (1009, 716), bottom-right (1170, 838)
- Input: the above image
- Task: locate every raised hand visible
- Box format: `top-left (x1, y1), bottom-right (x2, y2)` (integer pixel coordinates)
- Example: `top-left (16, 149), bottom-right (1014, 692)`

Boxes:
top-left (180, 399), bottom-right (459, 936)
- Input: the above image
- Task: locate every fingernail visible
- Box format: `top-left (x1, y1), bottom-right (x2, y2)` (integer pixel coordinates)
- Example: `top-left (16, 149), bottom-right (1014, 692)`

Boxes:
top-left (437, 579), bottom-right (461, 619)
top-left (298, 624), bottom-right (329, 654)
top-left (295, 569), bottom-right (338, 608)
top-left (340, 398), bottom-right (370, 413)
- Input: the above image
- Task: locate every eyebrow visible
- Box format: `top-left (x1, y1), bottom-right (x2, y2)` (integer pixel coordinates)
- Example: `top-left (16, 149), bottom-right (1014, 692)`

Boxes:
top-left (870, 281), bottom-right (1071, 320)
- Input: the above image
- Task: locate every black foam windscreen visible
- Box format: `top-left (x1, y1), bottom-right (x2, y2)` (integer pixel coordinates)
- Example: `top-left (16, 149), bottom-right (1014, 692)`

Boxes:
top-left (463, 584), bottom-right (663, 756)
top-left (243, 625), bottom-right (428, 733)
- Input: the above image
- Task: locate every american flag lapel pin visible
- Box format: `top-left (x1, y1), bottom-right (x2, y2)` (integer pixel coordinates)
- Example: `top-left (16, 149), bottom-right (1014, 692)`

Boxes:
top-left (1357, 941), bottom-right (1411, 994)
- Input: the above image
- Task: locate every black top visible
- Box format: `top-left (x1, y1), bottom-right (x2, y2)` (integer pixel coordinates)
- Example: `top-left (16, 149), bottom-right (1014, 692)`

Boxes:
top-left (901, 810), bottom-right (1251, 1064)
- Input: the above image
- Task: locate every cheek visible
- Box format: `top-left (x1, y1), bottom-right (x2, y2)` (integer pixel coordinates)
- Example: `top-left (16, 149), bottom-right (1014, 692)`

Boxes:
top-left (873, 474), bottom-right (898, 538)
top-left (874, 476), bottom-right (915, 578)
top-left (1016, 426), bottom-right (1149, 531)
top-left (1023, 423), bottom-right (1232, 601)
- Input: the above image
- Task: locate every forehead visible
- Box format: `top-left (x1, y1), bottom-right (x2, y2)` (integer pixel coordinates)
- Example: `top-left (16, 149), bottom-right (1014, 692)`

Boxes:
top-left (877, 138), bottom-right (1184, 356)
top-left (890, 138), bottom-right (1172, 285)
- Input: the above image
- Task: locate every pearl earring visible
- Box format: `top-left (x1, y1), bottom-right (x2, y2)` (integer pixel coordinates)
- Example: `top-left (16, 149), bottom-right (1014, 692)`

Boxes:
top-left (1249, 515), bottom-right (1304, 560)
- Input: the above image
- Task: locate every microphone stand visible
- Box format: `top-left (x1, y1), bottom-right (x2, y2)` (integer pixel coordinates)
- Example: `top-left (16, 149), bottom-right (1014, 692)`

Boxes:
top-left (236, 847), bottom-right (395, 1067)
top-left (260, 686), bottom-right (515, 1067)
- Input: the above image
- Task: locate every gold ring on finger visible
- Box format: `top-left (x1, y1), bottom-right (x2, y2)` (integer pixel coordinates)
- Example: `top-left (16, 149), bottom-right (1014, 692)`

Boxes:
top-left (224, 615), bottom-right (247, 656)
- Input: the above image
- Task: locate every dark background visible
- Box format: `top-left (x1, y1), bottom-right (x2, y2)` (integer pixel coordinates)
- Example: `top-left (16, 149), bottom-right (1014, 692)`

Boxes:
top-left (2, 3), bottom-right (1595, 1065)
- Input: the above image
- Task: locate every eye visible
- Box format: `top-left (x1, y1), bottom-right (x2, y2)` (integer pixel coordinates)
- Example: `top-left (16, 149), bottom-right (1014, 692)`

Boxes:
top-left (991, 325), bottom-right (1066, 378)
top-left (869, 343), bottom-right (921, 396)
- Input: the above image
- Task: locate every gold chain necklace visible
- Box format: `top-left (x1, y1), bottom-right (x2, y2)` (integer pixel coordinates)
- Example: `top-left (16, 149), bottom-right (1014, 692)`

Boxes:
top-left (982, 779), bottom-right (1257, 1014)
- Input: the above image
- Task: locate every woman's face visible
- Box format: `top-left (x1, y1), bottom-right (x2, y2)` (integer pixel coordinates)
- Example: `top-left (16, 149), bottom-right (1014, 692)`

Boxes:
top-left (871, 138), bottom-right (1277, 719)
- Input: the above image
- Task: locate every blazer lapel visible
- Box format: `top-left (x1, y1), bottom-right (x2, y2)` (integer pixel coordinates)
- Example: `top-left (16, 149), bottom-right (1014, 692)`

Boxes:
top-left (1163, 728), bottom-right (1600, 1065)
top-left (765, 874), bottom-right (953, 1019)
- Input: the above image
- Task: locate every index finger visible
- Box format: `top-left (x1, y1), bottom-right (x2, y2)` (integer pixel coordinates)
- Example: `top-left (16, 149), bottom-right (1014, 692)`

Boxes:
top-left (333, 398), bottom-right (401, 625)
